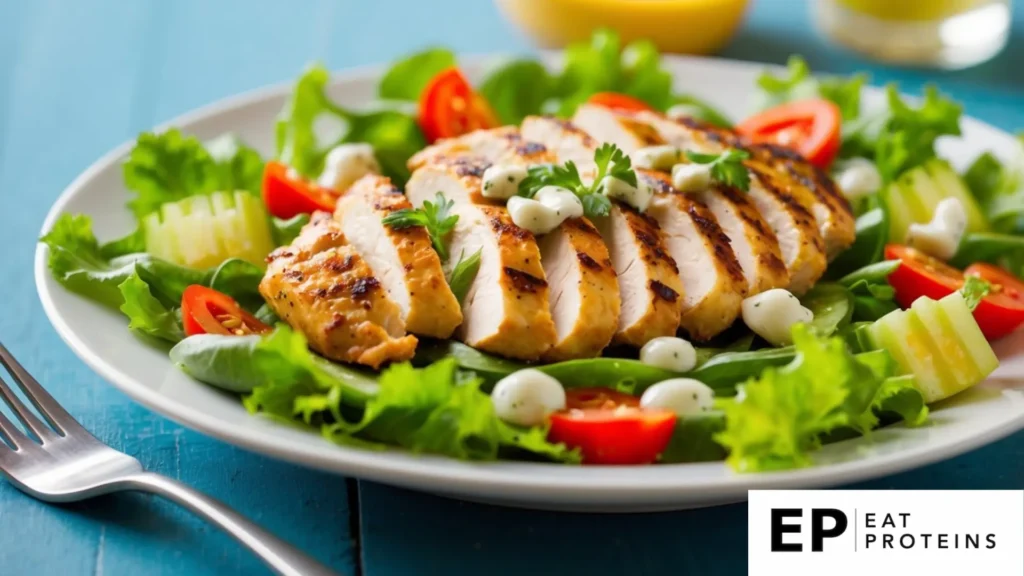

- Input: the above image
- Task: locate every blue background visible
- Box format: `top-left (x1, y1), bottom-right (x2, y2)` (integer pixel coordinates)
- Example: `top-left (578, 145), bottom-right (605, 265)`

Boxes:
top-left (1, 0), bottom-right (1022, 574)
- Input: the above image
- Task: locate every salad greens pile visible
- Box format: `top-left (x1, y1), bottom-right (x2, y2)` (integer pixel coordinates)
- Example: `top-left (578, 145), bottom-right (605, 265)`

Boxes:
top-left (39, 28), bottom-right (1022, 472)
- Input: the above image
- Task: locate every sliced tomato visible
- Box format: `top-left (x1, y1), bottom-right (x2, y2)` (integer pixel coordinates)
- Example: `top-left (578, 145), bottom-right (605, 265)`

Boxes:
top-left (736, 99), bottom-right (842, 168)
top-left (181, 285), bottom-right (271, 337)
top-left (586, 92), bottom-right (654, 113)
top-left (964, 263), bottom-right (1024, 340)
top-left (418, 67), bottom-right (498, 143)
top-left (548, 407), bottom-right (677, 465)
top-left (884, 244), bottom-right (963, 309)
top-left (262, 160), bottom-right (339, 219)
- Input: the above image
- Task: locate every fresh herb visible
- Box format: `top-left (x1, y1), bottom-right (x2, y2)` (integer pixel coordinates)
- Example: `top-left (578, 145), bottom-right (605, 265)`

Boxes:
top-left (277, 64), bottom-right (425, 187)
top-left (381, 192), bottom-right (459, 261)
top-left (447, 249), bottom-right (482, 304)
top-left (960, 275), bottom-right (991, 311)
top-left (685, 149), bottom-right (751, 191)
top-left (519, 143), bottom-right (636, 218)
top-left (123, 129), bottom-right (265, 218)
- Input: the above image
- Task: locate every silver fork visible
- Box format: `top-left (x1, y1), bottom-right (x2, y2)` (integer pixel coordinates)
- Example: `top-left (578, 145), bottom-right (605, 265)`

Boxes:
top-left (0, 342), bottom-right (337, 576)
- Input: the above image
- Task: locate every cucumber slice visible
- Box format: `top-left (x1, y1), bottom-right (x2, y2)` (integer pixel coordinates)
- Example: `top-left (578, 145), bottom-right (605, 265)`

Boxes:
top-left (867, 293), bottom-right (999, 403)
top-left (901, 167), bottom-right (944, 223)
top-left (883, 181), bottom-right (915, 243)
top-left (925, 159), bottom-right (989, 234)
top-left (144, 191), bottom-right (274, 270)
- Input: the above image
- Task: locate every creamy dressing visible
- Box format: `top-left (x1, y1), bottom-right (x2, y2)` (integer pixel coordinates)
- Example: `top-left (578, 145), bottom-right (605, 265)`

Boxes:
top-left (482, 164), bottom-right (529, 199)
top-left (632, 145), bottom-right (681, 171)
top-left (507, 186), bottom-right (583, 235)
top-left (907, 197), bottom-right (967, 260)
top-left (639, 336), bottom-right (698, 372)
top-left (535, 186), bottom-right (584, 220)
top-left (317, 143), bottom-right (380, 191)
top-left (600, 175), bottom-right (653, 212)
top-left (741, 288), bottom-right (813, 347)
top-left (490, 369), bottom-right (567, 427)
top-left (835, 158), bottom-right (882, 201)
top-left (671, 163), bottom-right (713, 193)
top-left (640, 378), bottom-right (715, 417)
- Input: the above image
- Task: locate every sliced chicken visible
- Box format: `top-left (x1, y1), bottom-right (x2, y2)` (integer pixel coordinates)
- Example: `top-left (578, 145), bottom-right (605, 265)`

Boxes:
top-left (520, 116), bottom-right (684, 345)
top-left (334, 175), bottom-right (462, 338)
top-left (638, 112), bottom-right (854, 261)
top-left (408, 126), bottom-right (551, 172)
top-left (411, 129), bottom-right (620, 360)
top-left (641, 171), bottom-right (747, 340)
top-left (406, 155), bottom-right (557, 360)
top-left (574, 105), bottom-right (827, 294)
top-left (260, 213), bottom-right (417, 368)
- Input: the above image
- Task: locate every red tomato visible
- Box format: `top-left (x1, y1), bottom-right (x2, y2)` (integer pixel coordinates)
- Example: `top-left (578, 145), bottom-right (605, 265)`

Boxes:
top-left (181, 285), bottom-right (271, 337)
top-left (262, 160), bottom-right (339, 219)
top-left (736, 99), bottom-right (842, 168)
top-left (965, 263), bottom-right (1024, 340)
top-left (586, 92), bottom-right (654, 113)
top-left (884, 245), bottom-right (1024, 340)
top-left (418, 67), bottom-right (498, 143)
top-left (548, 388), bottom-right (675, 465)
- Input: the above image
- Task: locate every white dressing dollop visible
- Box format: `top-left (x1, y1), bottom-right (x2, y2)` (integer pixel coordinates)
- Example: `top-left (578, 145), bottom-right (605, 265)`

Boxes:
top-left (835, 158), bottom-right (882, 202)
top-left (640, 336), bottom-right (698, 373)
top-left (482, 164), bottom-right (529, 199)
top-left (601, 175), bottom-right (654, 212)
top-left (906, 197), bottom-right (967, 261)
top-left (535, 185), bottom-right (584, 220)
top-left (491, 369), bottom-right (566, 427)
top-left (741, 288), bottom-right (813, 347)
top-left (640, 378), bottom-right (715, 417)
top-left (671, 163), bottom-right (713, 193)
top-left (317, 143), bottom-right (380, 191)
top-left (508, 196), bottom-right (558, 235)
top-left (632, 145), bottom-right (681, 171)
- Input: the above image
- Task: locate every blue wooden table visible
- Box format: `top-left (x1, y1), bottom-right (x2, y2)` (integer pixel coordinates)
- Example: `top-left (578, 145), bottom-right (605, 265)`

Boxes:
top-left (1, 1), bottom-right (1021, 574)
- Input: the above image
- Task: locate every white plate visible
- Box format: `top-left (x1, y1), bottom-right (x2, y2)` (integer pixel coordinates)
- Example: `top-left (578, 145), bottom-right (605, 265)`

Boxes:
top-left (35, 54), bottom-right (1024, 512)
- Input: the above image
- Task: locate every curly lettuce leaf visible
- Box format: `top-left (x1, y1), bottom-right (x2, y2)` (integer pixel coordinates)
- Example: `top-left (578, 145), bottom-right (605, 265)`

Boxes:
top-left (379, 48), bottom-right (456, 101)
top-left (963, 134), bottom-right (1024, 239)
top-left (118, 272), bottom-right (184, 343)
top-left (205, 133), bottom-right (265, 197)
top-left (715, 324), bottom-right (924, 472)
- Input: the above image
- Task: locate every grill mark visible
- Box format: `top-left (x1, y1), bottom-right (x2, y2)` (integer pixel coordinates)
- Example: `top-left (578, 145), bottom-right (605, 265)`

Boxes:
top-left (718, 186), bottom-right (771, 237)
top-left (619, 117), bottom-right (666, 146)
top-left (563, 217), bottom-right (599, 235)
top-left (325, 255), bottom-right (355, 273)
top-left (547, 116), bottom-right (597, 146)
top-left (687, 206), bottom-right (746, 285)
top-left (491, 216), bottom-right (531, 240)
top-left (350, 277), bottom-right (381, 299)
top-left (325, 313), bottom-right (347, 332)
top-left (515, 142), bottom-right (548, 156)
top-left (437, 155), bottom-right (491, 178)
top-left (504, 267), bottom-right (547, 293)
top-left (649, 280), bottom-right (679, 303)
top-left (639, 171), bottom-right (673, 195)
top-left (576, 251), bottom-right (602, 271)
top-left (626, 210), bottom-right (679, 274)
top-left (676, 117), bottom-right (742, 147)
top-left (283, 269), bottom-right (304, 281)
top-left (266, 249), bottom-right (294, 263)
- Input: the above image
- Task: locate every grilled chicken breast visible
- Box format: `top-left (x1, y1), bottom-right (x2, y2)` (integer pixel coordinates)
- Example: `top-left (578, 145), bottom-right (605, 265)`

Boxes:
top-left (410, 128), bottom-right (620, 360)
top-left (406, 155), bottom-right (558, 360)
top-left (335, 175), bottom-right (463, 338)
top-left (408, 126), bottom-right (551, 172)
top-left (260, 212), bottom-right (417, 368)
top-left (641, 171), bottom-right (747, 340)
top-left (522, 116), bottom-right (683, 345)
top-left (574, 105), bottom-right (828, 294)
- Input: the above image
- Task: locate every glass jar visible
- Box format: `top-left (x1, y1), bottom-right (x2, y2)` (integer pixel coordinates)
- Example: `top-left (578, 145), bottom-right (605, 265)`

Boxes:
top-left (812, 0), bottom-right (1012, 69)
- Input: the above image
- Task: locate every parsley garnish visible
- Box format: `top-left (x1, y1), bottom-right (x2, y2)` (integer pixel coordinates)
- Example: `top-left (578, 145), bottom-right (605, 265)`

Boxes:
top-left (518, 142), bottom-right (637, 218)
top-left (381, 192), bottom-right (459, 261)
top-left (446, 248), bottom-right (482, 304)
top-left (684, 149), bottom-right (751, 191)
top-left (960, 275), bottom-right (991, 312)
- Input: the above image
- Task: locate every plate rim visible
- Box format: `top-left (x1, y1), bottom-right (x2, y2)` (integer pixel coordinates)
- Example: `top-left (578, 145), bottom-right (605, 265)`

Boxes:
top-left (33, 52), bottom-right (1024, 507)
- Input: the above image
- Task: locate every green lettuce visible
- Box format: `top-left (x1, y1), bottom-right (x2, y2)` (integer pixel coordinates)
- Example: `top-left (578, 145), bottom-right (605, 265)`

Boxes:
top-left (271, 214), bottom-right (310, 247)
top-left (753, 56), bottom-right (866, 121)
top-left (715, 324), bottom-right (927, 472)
top-left (378, 48), bottom-right (456, 101)
top-left (276, 64), bottom-right (425, 186)
top-left (118, 272), bottom-right (184, 343)
top-left (123, 129), bottom-right (264, 218)
top-left (479, 59), bottom-right (553, 125)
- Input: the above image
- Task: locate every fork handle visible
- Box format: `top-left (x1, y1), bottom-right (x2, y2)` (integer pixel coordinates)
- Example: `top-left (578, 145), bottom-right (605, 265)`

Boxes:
top-left (123, 472), bottom-right (339, 576)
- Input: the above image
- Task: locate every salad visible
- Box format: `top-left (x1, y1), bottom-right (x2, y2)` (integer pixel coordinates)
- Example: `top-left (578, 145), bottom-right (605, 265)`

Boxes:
top-left (41, 30), bottom-right (1024, 471)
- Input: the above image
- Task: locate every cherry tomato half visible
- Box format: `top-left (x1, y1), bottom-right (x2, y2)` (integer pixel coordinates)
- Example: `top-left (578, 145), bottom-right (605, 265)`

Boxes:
top-left (964, 263), bottom-right (1024, 340)
top-left (885, 245), bottom-right (1024, 340)
top-left (262, 160), bottom-right (339, 219)
top-left (736, 99), bottom-right (842, 168)
top-left (548, 388), bottom-right (676, 465)
top-left (418, 67), bottom-right (499, 143)
top-left (586, 92), bottom-right (654, 113)
top-left (181, 285), bottom-right (271, 337)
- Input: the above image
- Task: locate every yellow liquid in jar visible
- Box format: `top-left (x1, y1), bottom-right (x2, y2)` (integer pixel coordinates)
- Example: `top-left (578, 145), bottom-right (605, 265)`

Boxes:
top-left (837, 0), bottom-right (986, 21)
